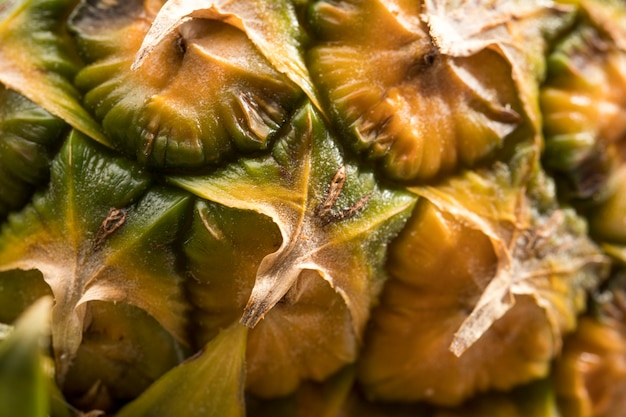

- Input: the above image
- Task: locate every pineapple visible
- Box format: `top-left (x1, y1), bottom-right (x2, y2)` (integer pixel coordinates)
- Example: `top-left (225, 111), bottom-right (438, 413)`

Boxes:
top-left (0, 0), bottom-right (625, 416)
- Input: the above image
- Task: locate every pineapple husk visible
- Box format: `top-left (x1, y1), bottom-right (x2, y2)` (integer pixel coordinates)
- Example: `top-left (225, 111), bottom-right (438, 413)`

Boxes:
top-left (175, 102), bottom-right (416, 398)
top-left (358, 158), bottom-right (608, 406)
top-left (553, 268), bottom-right (626, 417)
top-left (307, 0), bottom-right (574, 181)
top-left (0, 131), bottom-right (192, 412)
top-left (0, 0), bottom-right (626, 415)
top-left (69, 0), bottom-right (305, 169)
top-left (540, 0), bottom-right (626, 223)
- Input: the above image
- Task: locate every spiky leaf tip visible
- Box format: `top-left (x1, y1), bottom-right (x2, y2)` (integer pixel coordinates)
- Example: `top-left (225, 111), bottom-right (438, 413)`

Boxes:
top-left (0, 297), bottom-right (53, 417)
top-left (0, 0), bottom-right (107, 145)
top-left (116, 323), bottom-right (247, 417)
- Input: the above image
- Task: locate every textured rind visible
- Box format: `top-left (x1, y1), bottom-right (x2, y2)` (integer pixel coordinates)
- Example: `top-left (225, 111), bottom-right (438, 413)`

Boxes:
top-left (553, 271), bottom-right (626, 417)
top-left (70, 0), bottom-right (303, 169)
top-left (358, 161), bottom-right (608, 405)
top-left (0, 0), bottom-right (625, 415)
top-left (540, 0), bottom-right (626, 262)
top-left (306, 0), bottom-right (572, 181)
top-left (0, 131), bottom-right (192, 410)
top-left (184, 201), bottom-right (357, 398)
top-left (173, 103), bottom-right (416, 398)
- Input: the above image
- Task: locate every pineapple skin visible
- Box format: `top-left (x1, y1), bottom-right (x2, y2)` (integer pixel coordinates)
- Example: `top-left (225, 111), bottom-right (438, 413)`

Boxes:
top-left (0, 0), bottom-right (625, 416)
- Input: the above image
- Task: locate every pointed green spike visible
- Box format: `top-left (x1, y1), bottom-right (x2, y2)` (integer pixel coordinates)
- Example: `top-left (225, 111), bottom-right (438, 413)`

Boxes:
top-left (0, 0), bottom-right (107, 145)
top-left (0, 297), bottom-right (53, 417)
top-left (116, 323), bottom-right (248, 417)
